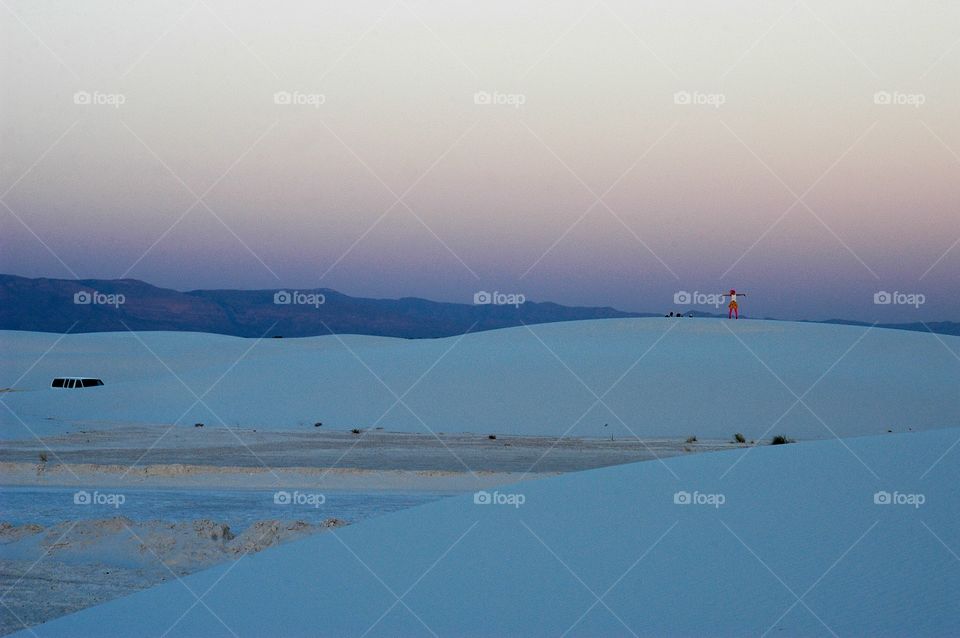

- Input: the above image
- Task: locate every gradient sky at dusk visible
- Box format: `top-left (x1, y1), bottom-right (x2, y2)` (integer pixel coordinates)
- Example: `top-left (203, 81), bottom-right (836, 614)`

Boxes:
top-left (2, 1), bottom-right (958, 321)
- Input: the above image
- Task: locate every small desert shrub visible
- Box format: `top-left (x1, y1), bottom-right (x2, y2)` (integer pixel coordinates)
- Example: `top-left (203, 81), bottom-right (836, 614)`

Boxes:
top-left (685, 435), bottom-right (697, 444)
top-left (351, 428), bottom-right (361, 434)
top-left (212, 524), bottom-right (235, 542)
top-left (734, 433), bottom-right (746, 444)
top-left (39, 452), bottom-right (48, 463)
top-left (194, 422), bottom-right (204, 428)
top-left (488, 434), bottom-right (497, 440)
top-left (771, 434), bottom-right (794, 445)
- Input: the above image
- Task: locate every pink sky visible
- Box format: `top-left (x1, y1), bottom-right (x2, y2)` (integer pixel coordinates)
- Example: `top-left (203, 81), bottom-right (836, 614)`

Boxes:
top-left (1, 0), bottom-right (958, 320)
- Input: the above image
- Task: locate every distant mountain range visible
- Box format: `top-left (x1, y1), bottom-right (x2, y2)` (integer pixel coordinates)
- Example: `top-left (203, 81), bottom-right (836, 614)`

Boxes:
top-left (0, 274), bottom-right (648, 338)
top-left (816, 318), bottom-right (960, 337)
top-left (0, 274), bottom-right (956, 338)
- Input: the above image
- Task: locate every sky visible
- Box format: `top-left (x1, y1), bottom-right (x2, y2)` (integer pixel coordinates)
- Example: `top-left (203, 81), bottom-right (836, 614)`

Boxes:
top-left (1, 0), bottom-right (958, 322)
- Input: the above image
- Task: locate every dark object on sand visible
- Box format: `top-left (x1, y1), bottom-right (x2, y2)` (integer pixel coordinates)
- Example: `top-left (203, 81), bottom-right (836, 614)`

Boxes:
top-left (734, 433), bottom-right (746, 444)
top-left (194, 422), bottom-right (204, 428)
top-left (351, 428), bottom-right (361, 434)
top-left (314, 422), bottom-right (323, 427)
top-left (488, 434), bottom-right (497, 440)
top-left (51, 377), bottom-right (104, 388)
top-left (771, 434), bottom-right (794, 445)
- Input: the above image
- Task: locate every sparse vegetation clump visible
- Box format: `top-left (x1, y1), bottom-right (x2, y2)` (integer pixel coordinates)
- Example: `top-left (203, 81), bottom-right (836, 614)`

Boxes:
top-left (488, 434), bottom-right (497, 440)
top-left (685, 435), bottom-right (697, 444)
top-left (771, 435), bottom-right (794, 445)
top-left (213, 524), bottom-right (234, 542)
top-left (351, 428), bottom-right (361, 434)
top-left (734, 433), bottom-right (746, 444)
top-left (194, 422), bottom-right (204, 428)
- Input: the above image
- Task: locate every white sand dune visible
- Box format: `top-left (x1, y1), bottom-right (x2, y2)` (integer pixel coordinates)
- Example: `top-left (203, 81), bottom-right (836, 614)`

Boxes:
top-left (2, 318), bottom-right (958, 441)
top-left (15, 428), bottom-right (959, 637)
top-left (2, 319), bottom-right (958, 636)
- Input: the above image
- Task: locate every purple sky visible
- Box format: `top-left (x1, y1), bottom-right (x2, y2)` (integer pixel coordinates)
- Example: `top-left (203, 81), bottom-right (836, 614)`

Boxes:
top-left (1, 1), bottom-right (958, 321)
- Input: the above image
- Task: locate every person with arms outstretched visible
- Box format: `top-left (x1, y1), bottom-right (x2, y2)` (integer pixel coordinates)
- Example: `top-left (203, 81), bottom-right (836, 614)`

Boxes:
top-left (720, 289), bottom-right (745, 319)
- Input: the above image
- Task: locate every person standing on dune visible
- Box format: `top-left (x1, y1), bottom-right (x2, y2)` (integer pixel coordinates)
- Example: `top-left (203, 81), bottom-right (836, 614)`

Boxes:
top-left (721, 289), bottom-right (745, 319)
